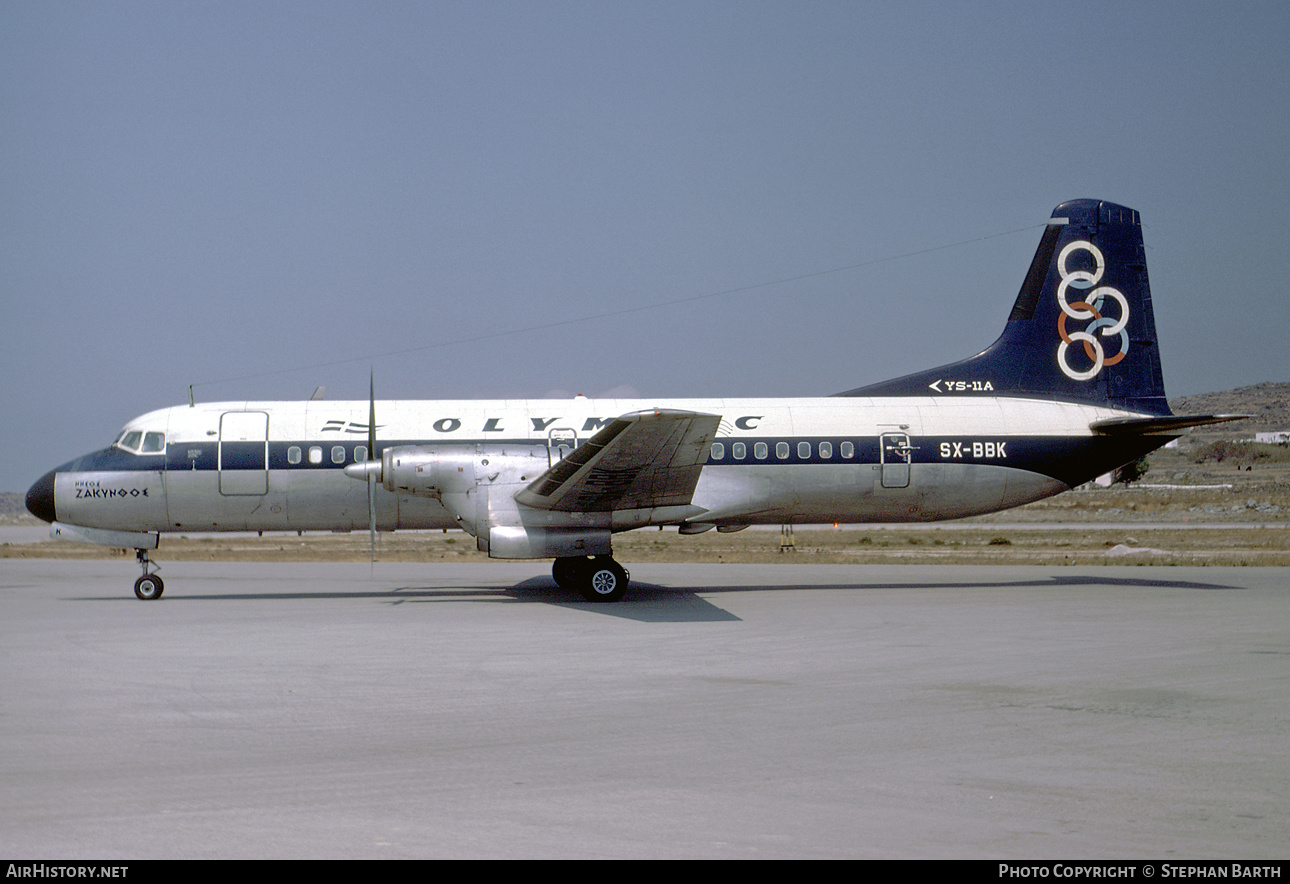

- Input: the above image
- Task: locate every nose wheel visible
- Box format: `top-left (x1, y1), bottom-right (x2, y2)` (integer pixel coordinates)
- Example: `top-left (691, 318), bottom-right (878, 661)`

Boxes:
top-left (133, 548), bottom-right (164, 600)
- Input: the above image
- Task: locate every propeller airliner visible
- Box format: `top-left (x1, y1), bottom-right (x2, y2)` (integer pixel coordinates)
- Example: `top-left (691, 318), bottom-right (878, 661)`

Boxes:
top-left (26, 200), bottom-right (1239, 601)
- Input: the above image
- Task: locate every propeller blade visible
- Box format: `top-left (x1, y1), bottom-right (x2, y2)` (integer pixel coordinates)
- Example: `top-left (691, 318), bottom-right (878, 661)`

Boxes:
top-left (368, 371), bottom-right (377, 569)
top-left (368, 372), bottom-right (377, 460)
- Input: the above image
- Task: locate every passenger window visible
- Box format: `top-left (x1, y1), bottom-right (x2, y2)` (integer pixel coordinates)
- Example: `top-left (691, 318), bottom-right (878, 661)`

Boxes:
top-left (841, 441), bottom-right (855, 459)
top-left (332, 446), bottom-right (346, 464)
top-left (754, 442), bottom-right (768, 460)
top-left (819, 441), bottom-right (833, 459)
top-left (288, 446), bottom-right (302, 465)
top-left (798, 441), bottom-right (811, 459)
top-left (308, 446), bottom-right (323, 465)
top-left (355, 446), bottom-right (368, 463)
top-left (732, 442), bottom-right (746, 460)
top-left (776, 442), bottom-right (789, 459)
top-left (711, 442), bottom-right (724, 461)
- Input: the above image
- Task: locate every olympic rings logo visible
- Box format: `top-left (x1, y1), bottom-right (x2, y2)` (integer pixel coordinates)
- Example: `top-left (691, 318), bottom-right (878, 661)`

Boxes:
top-left (1056, 240), bottom-right (1130, 381)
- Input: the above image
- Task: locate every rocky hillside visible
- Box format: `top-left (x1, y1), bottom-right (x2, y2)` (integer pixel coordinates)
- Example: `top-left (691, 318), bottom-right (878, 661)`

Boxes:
top-left (1171, 381), bottom-right (1290, 434)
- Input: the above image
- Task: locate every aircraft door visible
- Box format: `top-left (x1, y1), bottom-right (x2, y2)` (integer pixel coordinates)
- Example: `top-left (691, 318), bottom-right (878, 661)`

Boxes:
top-left (219, 411), bottom-right (269, 495)
top-left (547, 428), bottom-right (577, 467)
top-left (880, 432), bottom-right (912, 489)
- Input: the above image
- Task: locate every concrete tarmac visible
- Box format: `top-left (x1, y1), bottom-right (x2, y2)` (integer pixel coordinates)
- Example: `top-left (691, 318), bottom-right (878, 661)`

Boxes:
top-left (2, 560), bottom-right (1287, 859)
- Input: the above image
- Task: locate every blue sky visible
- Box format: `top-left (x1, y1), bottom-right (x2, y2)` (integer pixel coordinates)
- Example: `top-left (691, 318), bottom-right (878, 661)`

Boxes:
top-left (4, 1), bottom-right (1289, 491)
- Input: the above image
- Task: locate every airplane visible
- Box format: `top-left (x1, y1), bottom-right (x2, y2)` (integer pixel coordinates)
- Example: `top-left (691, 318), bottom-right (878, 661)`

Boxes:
top-left (25, 199), bottom-right (1240, 602)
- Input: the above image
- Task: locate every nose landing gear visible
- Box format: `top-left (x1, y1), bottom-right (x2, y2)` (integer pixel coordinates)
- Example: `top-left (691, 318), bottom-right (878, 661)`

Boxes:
top-left (133, 548), bottom-right (164, 600)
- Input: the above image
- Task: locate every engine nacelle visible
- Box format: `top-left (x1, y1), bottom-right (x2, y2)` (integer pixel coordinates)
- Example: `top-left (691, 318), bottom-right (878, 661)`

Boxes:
top-left (341, 442), bottom-right (564, 544)
top-left (488, 526), bottom-right (612, 559)
top-left (381, 446), bottom-right (479, 497)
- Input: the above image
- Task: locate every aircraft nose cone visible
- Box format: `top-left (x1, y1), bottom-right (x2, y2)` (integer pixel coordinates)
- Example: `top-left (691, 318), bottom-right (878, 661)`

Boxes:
top-left (26, 469), bottom-right (57, 524)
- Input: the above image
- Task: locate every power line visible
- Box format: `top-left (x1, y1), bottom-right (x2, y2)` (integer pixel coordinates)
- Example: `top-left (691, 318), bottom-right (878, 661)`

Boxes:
top-left (193, 222), bottom-right (1044, 389)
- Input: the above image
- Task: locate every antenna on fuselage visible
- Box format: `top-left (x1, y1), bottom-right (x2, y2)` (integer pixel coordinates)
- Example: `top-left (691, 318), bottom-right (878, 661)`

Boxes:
top-left (188, 385), bottom-right (195, 407)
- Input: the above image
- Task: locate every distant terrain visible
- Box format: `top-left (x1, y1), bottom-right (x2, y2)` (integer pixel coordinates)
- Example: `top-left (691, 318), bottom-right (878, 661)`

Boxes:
top-left (0, 492), bottom-right (26, 519)
top-left (1171, 380), bottom-right (1290, 434)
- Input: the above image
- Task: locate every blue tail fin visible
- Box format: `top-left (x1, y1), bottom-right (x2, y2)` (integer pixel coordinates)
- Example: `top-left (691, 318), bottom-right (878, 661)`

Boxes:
top-left (839, 199), bottom-right (1170, 415)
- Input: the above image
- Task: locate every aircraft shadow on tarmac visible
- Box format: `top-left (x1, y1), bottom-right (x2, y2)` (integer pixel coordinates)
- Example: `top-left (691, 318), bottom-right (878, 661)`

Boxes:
top-left (685, 575), bottom-right (1246, 593)
top-left (69, 579), bottom-right (742, 623)
top-left (67, 572), bottom-right (1245, 624)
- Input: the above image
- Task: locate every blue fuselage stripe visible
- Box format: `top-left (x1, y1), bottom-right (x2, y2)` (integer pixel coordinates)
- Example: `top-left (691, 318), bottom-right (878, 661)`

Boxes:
top-left (55, 433), bottom-right (1159, 490)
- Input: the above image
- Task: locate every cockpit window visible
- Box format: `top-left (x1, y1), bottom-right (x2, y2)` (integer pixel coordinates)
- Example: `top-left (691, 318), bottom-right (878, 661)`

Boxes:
top-left (115, 430), bottom-right (166, 454)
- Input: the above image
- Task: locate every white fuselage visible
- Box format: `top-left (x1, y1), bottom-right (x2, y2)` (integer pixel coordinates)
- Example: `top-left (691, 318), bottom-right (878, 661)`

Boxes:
top-left (50, 394), bottom-right (1155, 546)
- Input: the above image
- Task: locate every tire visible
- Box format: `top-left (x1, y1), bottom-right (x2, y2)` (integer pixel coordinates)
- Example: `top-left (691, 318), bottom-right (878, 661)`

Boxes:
top-left (134, 574), bottom-right (164, 601)
top-left (552, 557), bottom-right (586, 590)
top-left (578, 557), bottom-right (628, 603)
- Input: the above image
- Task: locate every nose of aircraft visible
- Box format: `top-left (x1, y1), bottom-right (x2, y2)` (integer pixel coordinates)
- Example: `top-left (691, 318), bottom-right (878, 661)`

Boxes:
top-left (26, 469), bottom-right (57, 524)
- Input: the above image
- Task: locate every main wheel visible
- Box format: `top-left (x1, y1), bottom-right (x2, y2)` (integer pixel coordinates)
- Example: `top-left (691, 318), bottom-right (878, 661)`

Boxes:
top-left (134, 574), bottom-right (164, 601)
top-left (578, 557), bottom-right (628, 603)
top-left (552, 557), bottom-right (586, 590)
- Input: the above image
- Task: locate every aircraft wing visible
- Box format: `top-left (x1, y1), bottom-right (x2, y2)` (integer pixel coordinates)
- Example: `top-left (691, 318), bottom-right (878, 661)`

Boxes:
top-left (515, 409), bottom-right (721, 513)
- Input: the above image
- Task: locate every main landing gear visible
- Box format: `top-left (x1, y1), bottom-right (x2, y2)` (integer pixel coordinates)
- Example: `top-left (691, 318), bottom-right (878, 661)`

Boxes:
top-left (553, 555), bottom-right (630, 603)
top-left (133, 548), bottom-right (164, 600)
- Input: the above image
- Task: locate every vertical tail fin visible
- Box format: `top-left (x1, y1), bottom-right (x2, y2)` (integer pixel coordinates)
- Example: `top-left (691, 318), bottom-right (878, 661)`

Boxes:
top-left (839, 199), bottom-right (1170, 415)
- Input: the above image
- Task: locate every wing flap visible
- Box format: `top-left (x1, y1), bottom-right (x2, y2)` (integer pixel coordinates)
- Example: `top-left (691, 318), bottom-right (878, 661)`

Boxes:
top-left (516, 409), bottom-right (721, 513)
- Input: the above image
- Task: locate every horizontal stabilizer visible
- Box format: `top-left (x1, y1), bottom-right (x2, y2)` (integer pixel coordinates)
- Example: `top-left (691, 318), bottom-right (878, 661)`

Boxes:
top-left (516, 409), bottom-right (721, 513)
top-left (1089, 414), bottom-right (1250, 435)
